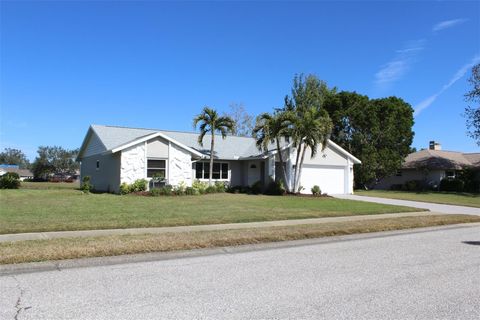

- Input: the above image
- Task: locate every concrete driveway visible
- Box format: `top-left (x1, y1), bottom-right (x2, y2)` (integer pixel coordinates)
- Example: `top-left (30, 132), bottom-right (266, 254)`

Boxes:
top-left (335, 194), bottom-right (480, 216)
top-left (1, 225), bottom-right (479, 319)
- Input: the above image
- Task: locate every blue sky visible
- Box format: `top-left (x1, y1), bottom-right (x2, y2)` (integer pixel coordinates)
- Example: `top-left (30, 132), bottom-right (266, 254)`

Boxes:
top-left (1, 0), bottom-right (479, 160)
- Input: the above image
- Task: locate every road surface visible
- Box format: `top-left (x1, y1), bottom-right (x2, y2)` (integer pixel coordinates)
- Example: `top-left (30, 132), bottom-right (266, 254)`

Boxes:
top-left (1, 225), bottom-right (480, 319)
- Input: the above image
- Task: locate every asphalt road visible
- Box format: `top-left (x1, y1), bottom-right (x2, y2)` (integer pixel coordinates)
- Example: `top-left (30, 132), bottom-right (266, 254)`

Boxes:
top-left (1, 226), bottom-right (480, 319)
top-left (335, 194), bottom-right (480, 216)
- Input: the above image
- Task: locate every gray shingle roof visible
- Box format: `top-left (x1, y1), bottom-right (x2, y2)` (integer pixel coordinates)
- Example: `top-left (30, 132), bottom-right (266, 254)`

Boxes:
top-left (402, 149), bottom-right (480, 170)
top-left (90, 124), bottom-right (274, 160)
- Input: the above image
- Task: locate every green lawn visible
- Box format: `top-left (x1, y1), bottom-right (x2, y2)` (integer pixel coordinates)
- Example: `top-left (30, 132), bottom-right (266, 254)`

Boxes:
top-left (20, 181), bottom-right (80, 190)
top-left (0, 188), bottom-right (421, 234)
top-left (355, 190), bottom-right (480, 208)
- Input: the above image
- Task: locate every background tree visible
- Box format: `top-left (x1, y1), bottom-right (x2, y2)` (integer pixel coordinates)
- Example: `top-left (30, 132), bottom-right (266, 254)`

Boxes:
top-left (324, 91), bottom-right (414, 188)
top-left (223, 103), bottom-right (254, 137)
top-left (283, 74), bottom-right (333, 192)
top-left (31, 146), bottom-right (79, 180)
top-left (253, 111), bottom-right (292, 192)
top-left (0, 148), bottom-right (30, 169)
top-left (193, 107), bottom-right (235, 185)
top-left (465, 63), bottom-right (480, 145)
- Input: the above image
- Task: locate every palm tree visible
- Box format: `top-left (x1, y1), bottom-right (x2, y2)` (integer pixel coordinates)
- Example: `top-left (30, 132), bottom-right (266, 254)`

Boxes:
top-left (252, 111), bottom-right (293, 193)
top-left (291, 106), bottom-right (332, 192)
top-left (193, 107), bottom-right (235, 185)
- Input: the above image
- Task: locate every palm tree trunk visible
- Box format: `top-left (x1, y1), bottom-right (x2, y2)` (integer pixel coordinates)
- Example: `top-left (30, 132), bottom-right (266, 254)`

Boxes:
top-left (293, 141), bottom-right (302, 193)
top-left (276, 138), bottom-right (290, 193)
top-left (295, 145), bottom-right (307, 192)
top-left (209, 131), bottom-right (214, 185)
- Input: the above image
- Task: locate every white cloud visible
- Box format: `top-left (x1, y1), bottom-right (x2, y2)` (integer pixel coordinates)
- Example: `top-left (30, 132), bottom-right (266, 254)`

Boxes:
top-left (414, 54), bottom-right (480, 117)
top-left (432, 18), bottom-right (467, 32)
top-left (374, 40), bottom-right (425, 89)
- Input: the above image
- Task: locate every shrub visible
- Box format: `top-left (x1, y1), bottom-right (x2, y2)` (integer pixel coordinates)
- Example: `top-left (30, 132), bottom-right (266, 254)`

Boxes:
top-left (81, 176), bottom-right (93, 193)
top-left (149, 188), bottom-right (161, 196)
top-left (439, 178), bottom-right (464, 192)
top-left (174, 181), bottom-right (187, 195)
top-left (159, 185), bottom-right (173, 196)
top-left (205, 185), bottom-right (217, 194)
top-left (311, 185), bottom-right (321, 196)
top-left (251, 181), bottom-right (262, 195)
top-left (119, 182), bottom-right (130, 195)
top-left (0, 172), bottom-right (21, 189)
top-left (264, 180), bottom-right (285, 195)
top-left (402, 180), bottom-right (424, 192)
top-left (130, 179), bottom-right (147, 192)
top-left (185, 186), bottom-right (198, 195)
top-left (192, 180), bottom-right (208, 194)
top-left (214, 181), bottom-right (226, 193)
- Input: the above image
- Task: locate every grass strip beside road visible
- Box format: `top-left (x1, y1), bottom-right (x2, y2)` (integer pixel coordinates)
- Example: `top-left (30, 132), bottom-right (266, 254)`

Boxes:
top-left (355, 190), bottom-right (480, 208)
top-left (1, 214), bottom-right (478, 265)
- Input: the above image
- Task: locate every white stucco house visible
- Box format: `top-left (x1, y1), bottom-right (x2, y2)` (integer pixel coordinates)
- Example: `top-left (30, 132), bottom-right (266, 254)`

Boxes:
top-left (77, 125), bottom-right (361, 194)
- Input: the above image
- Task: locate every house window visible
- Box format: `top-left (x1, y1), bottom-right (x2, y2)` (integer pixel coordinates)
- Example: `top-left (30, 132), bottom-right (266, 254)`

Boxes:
top-left (195, 162), bottom-right (229, 180)
top-left (445, 170), bottom-right (455, 179)
top-left (395, 170), bottom-right (402, 177)
top-left (147, 159), bottom-right (166, 178)
top-left (96, 160), bottom-right (100, 170)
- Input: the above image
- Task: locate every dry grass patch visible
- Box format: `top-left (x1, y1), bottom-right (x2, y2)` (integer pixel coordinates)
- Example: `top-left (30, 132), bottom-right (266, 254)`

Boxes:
top-left (1, 214), bottom-right (479, 264)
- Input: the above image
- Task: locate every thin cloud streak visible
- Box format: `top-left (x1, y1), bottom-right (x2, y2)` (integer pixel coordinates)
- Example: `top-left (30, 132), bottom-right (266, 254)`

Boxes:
top-left (414, 54), bottom-right (480, 117)
top-left (374, 40), bottom-right (425, 88)
top-left (432, 18), bottom-right (467, 32)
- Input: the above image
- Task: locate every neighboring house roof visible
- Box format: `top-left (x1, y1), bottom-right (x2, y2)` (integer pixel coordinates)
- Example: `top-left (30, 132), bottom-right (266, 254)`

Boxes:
top-left (0, 168), bottom-right (33, 177)
top-left (402, 149), bottom-right (480, 170)
top-left (78, 124), bottom-right (361, 163)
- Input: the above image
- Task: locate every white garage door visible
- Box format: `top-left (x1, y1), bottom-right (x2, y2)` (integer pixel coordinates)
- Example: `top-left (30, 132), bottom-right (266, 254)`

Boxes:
top-left (300, 165), bottom-right (345, 195)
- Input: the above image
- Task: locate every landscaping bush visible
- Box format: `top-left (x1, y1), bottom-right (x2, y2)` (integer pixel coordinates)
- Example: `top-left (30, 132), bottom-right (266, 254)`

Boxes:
top-left (402, 180), bottom-right (424, 192)
top-left (457, 169), bottom-right (480, 193)
top-left (130, 179), bottom-right (148, 192)
top-left (439, 178), bottom-right (465, 192)
top-left (251, 181), bottom-right (262, 195)
top-left (214, 181), bottom-right (226, 193)
top-left (185, 186), bottom-right (198, 195)
top-left (81, 176), bottom-right (93, 193)
top-left (390, 184), bottom-right (403, 191)
top-left (311, 185), bottom-right (321, 196)
top-left (119, 182), bottom-right (130, 195)
top-left (173, 181), bottom-right (187, 195)
top-left (159, 185), bottom-right (173, 196)
top-left (149, 188), bottom-right (161, 196)
top-left (0, 172), bottom-right (20, 189)
top-left (192, 180), bottom-right (208, 194)
top-left (264, 180), bottom-right (286, 195)
top-left (205, 185), bottom-right (217, 194)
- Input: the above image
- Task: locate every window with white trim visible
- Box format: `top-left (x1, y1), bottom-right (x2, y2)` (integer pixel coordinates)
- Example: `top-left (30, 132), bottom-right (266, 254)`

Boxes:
top-left (147, 159), bottom-right (166, 178)
top-left (195, 162), bottom-right (228, 180)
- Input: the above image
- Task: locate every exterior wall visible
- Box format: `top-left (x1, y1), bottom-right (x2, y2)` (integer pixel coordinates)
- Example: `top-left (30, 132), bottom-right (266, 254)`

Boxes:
top-left (375, 169), bottom-right (446, 190)
top-left (168, 143), bottom-right (193, 187)
top-left (147, 137), bottom-right (169, 158)
top-left (229, 161), bottom-right (244, 186)
top-left (83, 132), bottom-right (106, 158)
top-left (120, 143), bottom-right (146, 185)
top-left (302, 144), bottom-right (348, 166)
top-left (81, 153), bottom-right (121, 193)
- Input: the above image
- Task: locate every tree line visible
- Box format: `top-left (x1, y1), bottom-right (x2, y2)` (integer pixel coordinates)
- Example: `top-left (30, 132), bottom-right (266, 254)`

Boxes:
top-left (0, 146), bottom-right (79, 180)
top-left (194, 74), bottom-right (415, 190)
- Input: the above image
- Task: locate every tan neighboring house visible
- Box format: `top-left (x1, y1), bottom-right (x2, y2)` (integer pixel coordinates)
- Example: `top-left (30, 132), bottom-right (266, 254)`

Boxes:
top-left (77, 124), bottom-right (362, 194)
top-left (375, 141), bottom-right (480, 190)
top-left (0, 167), bottom-right (34, 181)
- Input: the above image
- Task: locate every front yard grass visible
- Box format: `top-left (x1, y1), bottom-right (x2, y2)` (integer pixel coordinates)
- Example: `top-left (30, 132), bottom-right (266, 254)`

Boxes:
top-left (0, 189), bottom-right (422, 234)
top-left (1, 214), bottom-right (478, 264)
top-left (355, 190), bottom-right (480, 208)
